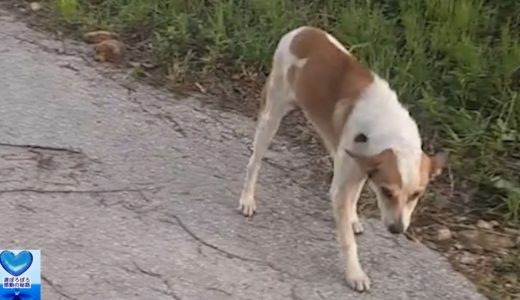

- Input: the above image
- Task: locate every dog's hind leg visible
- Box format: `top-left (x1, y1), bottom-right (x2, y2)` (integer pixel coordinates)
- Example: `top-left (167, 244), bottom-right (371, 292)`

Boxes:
top-left (238, 70), bottom-right (293, 217)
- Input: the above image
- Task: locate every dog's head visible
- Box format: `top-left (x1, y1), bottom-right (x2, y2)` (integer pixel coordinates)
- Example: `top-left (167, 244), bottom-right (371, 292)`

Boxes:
top-left (347, 148), bottom-right (447, 234)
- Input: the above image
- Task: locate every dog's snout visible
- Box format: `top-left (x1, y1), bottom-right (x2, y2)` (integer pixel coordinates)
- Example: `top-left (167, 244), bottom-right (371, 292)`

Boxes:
top-left (387, 223), bottom-right (404, 234)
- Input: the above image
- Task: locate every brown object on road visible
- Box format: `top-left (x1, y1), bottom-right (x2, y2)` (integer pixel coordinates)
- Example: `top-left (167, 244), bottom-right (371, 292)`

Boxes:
top-left (83, 30), bottom-right (120, 44)
top-left (94, 39), bottom-right (125, 63)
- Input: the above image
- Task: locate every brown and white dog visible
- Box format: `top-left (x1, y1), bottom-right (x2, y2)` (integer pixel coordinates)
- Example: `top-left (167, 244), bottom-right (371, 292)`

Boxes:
top-left (238, 26), bottom-right (448, 292)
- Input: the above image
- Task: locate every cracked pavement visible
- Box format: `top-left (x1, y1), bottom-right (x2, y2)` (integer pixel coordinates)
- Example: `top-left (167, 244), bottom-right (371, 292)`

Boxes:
top-left (0, 9), bottom-right (486, 300)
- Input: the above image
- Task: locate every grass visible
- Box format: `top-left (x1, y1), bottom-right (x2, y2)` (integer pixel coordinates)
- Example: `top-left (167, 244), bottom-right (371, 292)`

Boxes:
top-left (49, 0), bottom-right (519, 215)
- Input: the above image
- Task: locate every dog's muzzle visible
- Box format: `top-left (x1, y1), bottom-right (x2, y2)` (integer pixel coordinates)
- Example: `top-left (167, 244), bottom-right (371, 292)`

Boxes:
top-left (387, 223), bottom-right (404, 235)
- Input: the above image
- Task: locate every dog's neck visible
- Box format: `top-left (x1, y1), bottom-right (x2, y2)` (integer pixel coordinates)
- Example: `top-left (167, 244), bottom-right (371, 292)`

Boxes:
top-left (342, 74), bottom-right (423, 158)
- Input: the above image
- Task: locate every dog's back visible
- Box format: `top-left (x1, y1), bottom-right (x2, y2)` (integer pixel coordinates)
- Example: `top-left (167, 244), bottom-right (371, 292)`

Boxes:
top-left (267, 26), bottom-right (374, 152)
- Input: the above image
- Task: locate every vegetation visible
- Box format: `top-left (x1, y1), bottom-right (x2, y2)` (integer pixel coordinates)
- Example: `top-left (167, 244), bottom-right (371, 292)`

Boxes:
top-left (51, 0), bottom-right (519, 216)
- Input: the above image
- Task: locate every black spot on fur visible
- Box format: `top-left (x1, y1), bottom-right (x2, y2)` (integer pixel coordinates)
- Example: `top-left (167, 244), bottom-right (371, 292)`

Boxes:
top-left (354, 133), bottom-right (368, 143)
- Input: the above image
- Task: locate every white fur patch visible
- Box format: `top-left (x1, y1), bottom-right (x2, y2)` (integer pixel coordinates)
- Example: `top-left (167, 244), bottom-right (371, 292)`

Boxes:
top-left (341, 75), bottom-right (423, 189)
top-left (343, 76), bottom-right (421, 146)
top-left (273, 26), bottom-right (309, 99)
top-left (274, 26), bottom-right (307, 66)
top-left (396, 150), bottom-right (422, 190)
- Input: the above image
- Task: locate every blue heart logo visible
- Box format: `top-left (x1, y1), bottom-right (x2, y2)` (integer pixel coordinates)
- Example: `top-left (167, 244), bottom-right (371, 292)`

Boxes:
top-left (0, 251), bottom-right (33, 276)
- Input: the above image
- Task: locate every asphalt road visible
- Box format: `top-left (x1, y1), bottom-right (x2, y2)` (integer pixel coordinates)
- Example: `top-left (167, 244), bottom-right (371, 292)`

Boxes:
top-left (0, 9), bottom-right (486, 300)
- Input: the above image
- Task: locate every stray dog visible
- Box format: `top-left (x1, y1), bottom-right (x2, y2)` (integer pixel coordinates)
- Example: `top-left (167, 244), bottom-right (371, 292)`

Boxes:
top-left (238, 26), bottom-right (448, 292)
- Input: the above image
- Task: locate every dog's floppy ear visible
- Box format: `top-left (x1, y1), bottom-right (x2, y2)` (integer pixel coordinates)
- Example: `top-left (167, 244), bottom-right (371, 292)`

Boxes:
top-left (345, 148), bottom-right (393, 176)
top-left (427, 150), bottom-right (449, 178)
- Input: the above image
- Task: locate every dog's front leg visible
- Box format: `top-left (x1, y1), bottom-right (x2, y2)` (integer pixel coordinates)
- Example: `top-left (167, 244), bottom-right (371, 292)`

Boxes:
top-left (330, 155), bottom-right (370, 292)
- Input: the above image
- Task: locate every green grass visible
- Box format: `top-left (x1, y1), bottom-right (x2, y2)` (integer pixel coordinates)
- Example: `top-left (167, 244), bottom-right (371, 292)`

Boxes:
top-left (52, 0), bottom-right (520, 216)
top-left (53, 0), bottom-right (79, 22)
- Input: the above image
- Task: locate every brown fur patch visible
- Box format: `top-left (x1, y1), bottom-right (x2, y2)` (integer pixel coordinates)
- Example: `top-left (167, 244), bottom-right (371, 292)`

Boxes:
top-left (420, 151), bottom-right (448, 183)
top-left (369, 149), bottom-right (403, 189)
top-left (347, 148), bottom-right (402, 191)
top-left (419, 153), bottom-right (432, 187)
top-left (288, 27), bottom-right (374, 151)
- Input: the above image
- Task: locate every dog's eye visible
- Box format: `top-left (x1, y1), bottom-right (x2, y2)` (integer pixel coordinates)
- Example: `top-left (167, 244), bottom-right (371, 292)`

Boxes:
top-left (380, 187), bottom-right (393, 198)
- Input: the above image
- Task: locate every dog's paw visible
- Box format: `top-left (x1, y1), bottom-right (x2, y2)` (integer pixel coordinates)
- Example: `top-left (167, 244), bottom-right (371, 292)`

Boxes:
top-left (238, 195), bottom-right (256, 217)
top-left (345, 268), bottom-right (371, 292)
top-left (352, 220), bottom-right (364, 235)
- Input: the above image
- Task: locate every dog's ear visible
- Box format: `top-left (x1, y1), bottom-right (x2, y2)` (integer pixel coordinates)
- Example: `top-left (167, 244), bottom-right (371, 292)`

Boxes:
top-left (345, 148), bottom-right (393, 176)
top-left (427, 150), bottom-right (449, 178)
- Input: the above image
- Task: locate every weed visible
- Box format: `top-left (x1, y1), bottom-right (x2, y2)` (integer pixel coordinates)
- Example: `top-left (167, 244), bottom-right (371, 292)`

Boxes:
top-left (505, 192), bottom-right (520, 221)
top-left (53, 0), bottom-right (79, 22)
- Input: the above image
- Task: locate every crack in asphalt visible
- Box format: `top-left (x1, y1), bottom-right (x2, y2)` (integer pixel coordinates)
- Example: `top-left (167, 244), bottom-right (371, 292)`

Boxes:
top-left (150, 287), bottom-right (183, 300)
top-left (158, 215), bottom-right (258, 262)
top-left (127, 95), bottom-right (187, 138)
top-left (205, 286), bottom-right (233, 297)
top-left (7, 33), bottom-right (92, 67)
top-left (263, 158), bottom-right (328, 202)
top-left (92, 190), bottom-right (164, 219)
top-left (290, 284), bottom-right (305, 300)
top-left (42, 275), bottom-right (77, 300)
top-left (160, 213), bottom-right (305, 281)
top-left (0, 142), bottom-right (83, 154)
top-left (121, 261), bottom-right (182, 300)
top-left (191, 106), bottom-right (252, 143)
top-left (0, 187), bottom-right (161, 195)
top-left (15, 203), bottom-right (37, 213)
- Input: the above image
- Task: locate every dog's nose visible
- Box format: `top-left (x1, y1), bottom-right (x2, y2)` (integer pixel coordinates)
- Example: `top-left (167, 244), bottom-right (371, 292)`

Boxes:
top-left (387, 223), bottom-right (404, 234)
